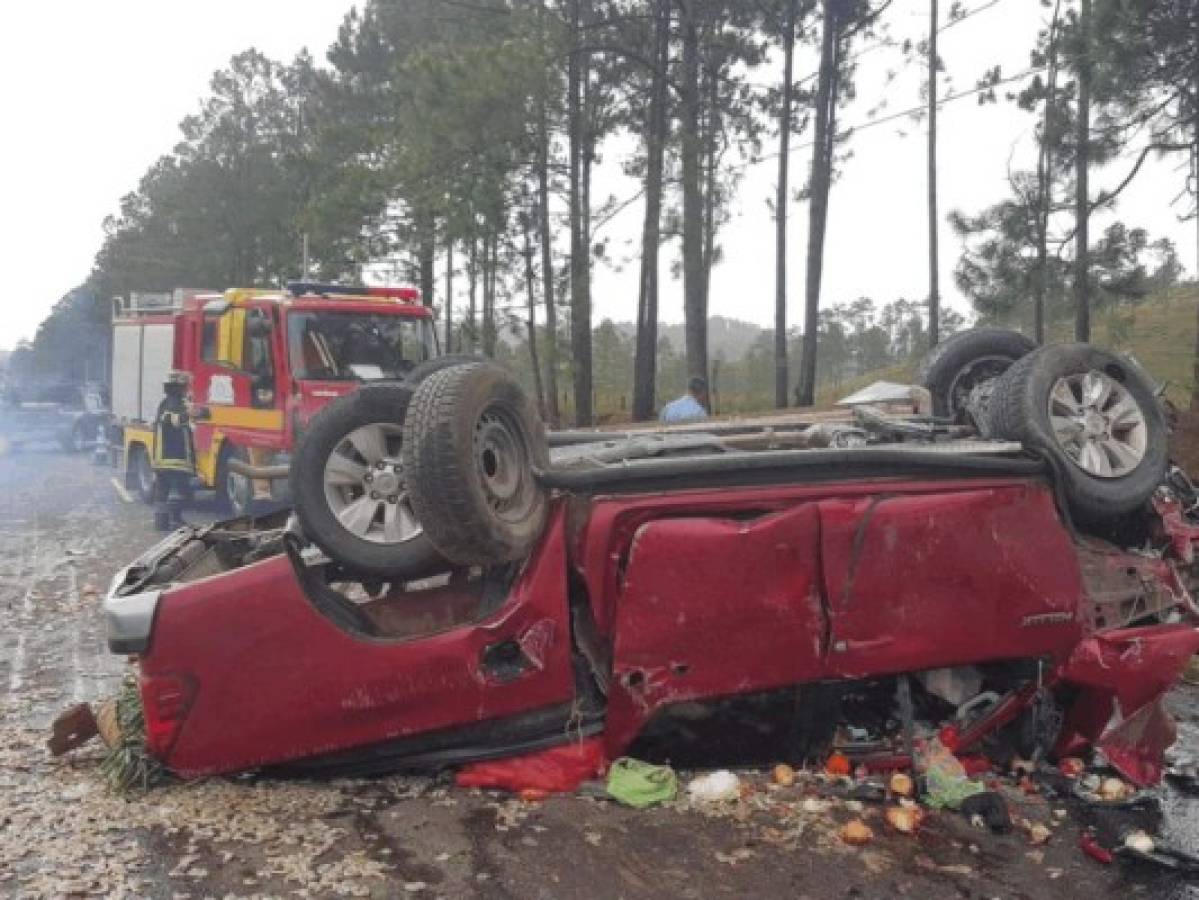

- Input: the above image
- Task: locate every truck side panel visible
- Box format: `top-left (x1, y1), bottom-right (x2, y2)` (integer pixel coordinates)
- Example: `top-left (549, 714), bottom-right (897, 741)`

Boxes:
top-left (139, 325), bottom-right (175, 422)
top-left (112, 321), bottom-right (176, 423)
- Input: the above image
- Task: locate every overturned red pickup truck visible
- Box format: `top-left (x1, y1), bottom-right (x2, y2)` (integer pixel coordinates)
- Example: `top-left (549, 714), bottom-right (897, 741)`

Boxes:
top-left (104, 331), bottom-right (1199, 785)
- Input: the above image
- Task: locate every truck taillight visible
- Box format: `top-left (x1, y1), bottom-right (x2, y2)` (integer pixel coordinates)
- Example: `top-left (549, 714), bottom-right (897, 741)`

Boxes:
top-left (140, 673), bottom-right (196, 758)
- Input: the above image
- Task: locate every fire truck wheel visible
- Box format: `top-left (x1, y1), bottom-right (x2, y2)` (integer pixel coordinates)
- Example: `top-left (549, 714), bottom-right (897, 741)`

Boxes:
top-left (403, 353), bottom-right (483, 386)
top-left (916, 328), bottom-right (1037, 422)
top-left (290, 384), bottom-right (448, 578)
top-left (60, 422), bottom-right (86, 454)
top-left (128, 445), bottom-right (156, 504)
top-left (988, 343), bottom-right (1167, 524)
top-left (217, 445), bottom-right (255, 517)
top-left (402, 363), bottom-right (549, 567)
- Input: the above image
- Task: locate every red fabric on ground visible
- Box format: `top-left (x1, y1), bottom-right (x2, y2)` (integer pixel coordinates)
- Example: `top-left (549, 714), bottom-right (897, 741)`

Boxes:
top-left (455, 738), bottom-right (607, 794)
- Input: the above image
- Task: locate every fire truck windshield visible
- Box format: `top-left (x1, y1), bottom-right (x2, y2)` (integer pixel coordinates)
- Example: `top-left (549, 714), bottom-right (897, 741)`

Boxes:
top-left (287, 311), bottom-right (435, 382)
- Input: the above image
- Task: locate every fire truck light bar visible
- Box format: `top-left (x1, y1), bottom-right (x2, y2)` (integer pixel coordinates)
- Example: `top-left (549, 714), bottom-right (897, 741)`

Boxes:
top-left (286, 282), bottom-right (421, 302)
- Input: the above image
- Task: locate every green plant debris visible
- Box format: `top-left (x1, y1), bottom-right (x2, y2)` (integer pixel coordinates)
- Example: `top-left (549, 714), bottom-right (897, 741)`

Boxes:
top-left (99, 674), bottom-right (166, 795)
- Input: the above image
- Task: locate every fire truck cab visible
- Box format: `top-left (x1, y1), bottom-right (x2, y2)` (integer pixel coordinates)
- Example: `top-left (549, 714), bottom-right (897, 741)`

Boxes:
top-left (112, 283), bottom-right (435, 514)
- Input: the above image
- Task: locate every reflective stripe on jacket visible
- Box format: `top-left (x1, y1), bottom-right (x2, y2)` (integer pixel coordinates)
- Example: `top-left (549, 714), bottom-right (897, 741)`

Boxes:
top-left (152, 396), bottom-right (195, 472)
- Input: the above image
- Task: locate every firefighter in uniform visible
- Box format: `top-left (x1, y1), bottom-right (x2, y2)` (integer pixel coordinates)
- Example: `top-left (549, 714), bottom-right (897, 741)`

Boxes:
top-left (151, 371), bottom-right (196, 531)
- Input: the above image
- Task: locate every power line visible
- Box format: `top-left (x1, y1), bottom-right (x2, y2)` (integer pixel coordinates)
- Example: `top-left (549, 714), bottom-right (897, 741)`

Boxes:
top-left (775, 64), bottom-right (1045, 161)
top-left (793, 0), bottom-right (1009, 89)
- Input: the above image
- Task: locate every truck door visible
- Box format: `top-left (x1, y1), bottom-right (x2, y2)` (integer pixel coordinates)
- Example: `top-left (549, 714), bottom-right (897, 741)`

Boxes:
top-left (191, 306), bottom-right (284, 469)
top-left (818, 481), bottom-right (1084, 679)
top-left (603, 503), bottom-right (827, 755)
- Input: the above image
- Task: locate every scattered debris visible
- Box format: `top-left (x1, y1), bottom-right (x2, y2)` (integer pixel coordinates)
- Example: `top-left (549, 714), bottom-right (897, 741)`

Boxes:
top-left (98, 675), bottom-right (163, 794)
top-left (1124, 831), bottom-right (1155, 854)
top-left (605, 758), bottom-right (678, 809)
top-left (47, 703), bottom-right (98, 756)
top-left (840, 819), bottom-right (874, 845)
top-left (772, 763), bottom-right (796, 787)
top-left (1059, 757), bottom-right (1087, 777)
top-left (455, 738), bottom-right (605, 795)
top-left (687, 770), bottom-right (742, 803)
top-left (888, 772), bottom-right (914, 798)
top-left (825, 752), bottom-right (851, 777)
top-left (884, 805), bottom-right (922, 835)
top-left (1026, 823), bottom-right (1052, 846)
top-left (958, 792), bottom-right (1011, 834)
top-left (714, 847), bottom-right (755, 866)
top-left (1099, 777), bottom-right (1131, 801)
top-left (920, 738), bottom-right (984, 809)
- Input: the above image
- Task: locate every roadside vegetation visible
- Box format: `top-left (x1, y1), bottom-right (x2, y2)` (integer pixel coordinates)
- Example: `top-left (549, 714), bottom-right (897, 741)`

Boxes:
top-left (9, 0), bottom-right (1199, 425)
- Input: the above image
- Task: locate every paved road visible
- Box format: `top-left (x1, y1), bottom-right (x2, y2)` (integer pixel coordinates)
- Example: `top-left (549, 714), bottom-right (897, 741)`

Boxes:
top-left (0, 449), bottom-right (1196, 898)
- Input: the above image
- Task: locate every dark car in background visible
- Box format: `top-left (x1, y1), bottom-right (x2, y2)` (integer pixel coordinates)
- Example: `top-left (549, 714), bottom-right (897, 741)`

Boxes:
top-left (0, 382), bottom-right (110, 453)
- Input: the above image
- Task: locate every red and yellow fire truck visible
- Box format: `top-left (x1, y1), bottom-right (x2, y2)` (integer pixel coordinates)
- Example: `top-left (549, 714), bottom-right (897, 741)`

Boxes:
top-left (111, 283), bottom-right (435, 513)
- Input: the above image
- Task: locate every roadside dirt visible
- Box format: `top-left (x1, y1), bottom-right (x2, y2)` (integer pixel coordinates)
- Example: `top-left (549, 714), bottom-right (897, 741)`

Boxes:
top-left (1, 450), bottom-right (1196, 898)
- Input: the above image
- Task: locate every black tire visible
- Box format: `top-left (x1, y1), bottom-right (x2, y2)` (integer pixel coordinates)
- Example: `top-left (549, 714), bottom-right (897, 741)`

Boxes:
top-left (988, 343), bottom-right (1167, 524)
top-left (290, 384), bottom-right (447, 578)
top-left (403, 353), bottom-right (484, 387)
top-left (216, 444), bottom-right (258, 517)
top-left (916, 328), bottom-right (1037, 420)
top-left (60, 422), bottom-right (86, 453)
top-left (129, 445), bottom-right (155, 504)
top-left (402, 363), bottom-right (549, 567)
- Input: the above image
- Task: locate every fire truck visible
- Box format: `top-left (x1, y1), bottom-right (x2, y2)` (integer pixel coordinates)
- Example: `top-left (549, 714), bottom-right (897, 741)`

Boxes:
top-left (111, 283), bottom-right (435, 514)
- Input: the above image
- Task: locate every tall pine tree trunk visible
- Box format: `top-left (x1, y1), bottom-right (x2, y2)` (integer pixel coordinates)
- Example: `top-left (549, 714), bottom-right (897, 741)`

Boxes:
top-left (1033, 0), bottom-right (1062, 345)
top-left (537, 99), bottom-right (561, 427)
top-left (482, 230), bottom-right (497, 358)
top-left (775, 0), bottom-right (797, 408)
top-left (633, 0), bottom-right (670, 421)
top-left (1074, 0), bottom-right (1092, 342)
top-left (701, 55), bottom-right (720, 315)
top-left (521, 209), bottom-right (547, 418)
top-left (568, 0), bottom-right (593, 426)
top-left (444, 236), bottom-right (454, 352)
top-left (679, 0), bottom-right (708, 392)
top-left (417, 212), bottom-right (435, 309)
top-left (927, 0), bottom-right (940, 347)
top-left (468, 231), bottom-right (478, 350)
top-left (1191, 74), bottom-right (1199, 410)
top-left (796, 0), bottom-right (841, 406)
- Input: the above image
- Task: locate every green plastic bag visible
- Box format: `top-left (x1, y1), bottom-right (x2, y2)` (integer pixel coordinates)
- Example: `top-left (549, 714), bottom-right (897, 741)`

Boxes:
top-left (606, 757), bottom-right (678, 809)
top-left (921, 738), bottom-right (984, 810)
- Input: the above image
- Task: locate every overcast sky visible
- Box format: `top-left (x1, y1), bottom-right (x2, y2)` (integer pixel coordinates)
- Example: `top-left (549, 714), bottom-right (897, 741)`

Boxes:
top-left (1, 0), bottom-right (1195, 351)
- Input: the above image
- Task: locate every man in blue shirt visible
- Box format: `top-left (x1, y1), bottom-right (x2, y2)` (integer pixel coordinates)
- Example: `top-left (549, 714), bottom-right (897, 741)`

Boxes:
top-left (659, 376), bottom-right (709, 423)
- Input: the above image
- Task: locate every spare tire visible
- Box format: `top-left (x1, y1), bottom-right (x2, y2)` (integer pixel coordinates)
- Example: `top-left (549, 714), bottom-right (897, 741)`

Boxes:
top-left (988, 343), bottom-right (1167, 524)
top-left (917, 328), bottom-right (1037, 420)
top-left (402, 363), bottom-right (549, 566)
top-left (290, 384), bottom-right (447, 578)
top-left (404, 353), bottom-right (483, 386)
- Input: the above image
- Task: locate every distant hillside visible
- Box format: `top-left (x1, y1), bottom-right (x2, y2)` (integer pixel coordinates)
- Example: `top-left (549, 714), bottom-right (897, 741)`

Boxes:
top-left (821, 285), bottom-right (1199, 409)
top-left (606, 316), bottom-right (769, 361)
